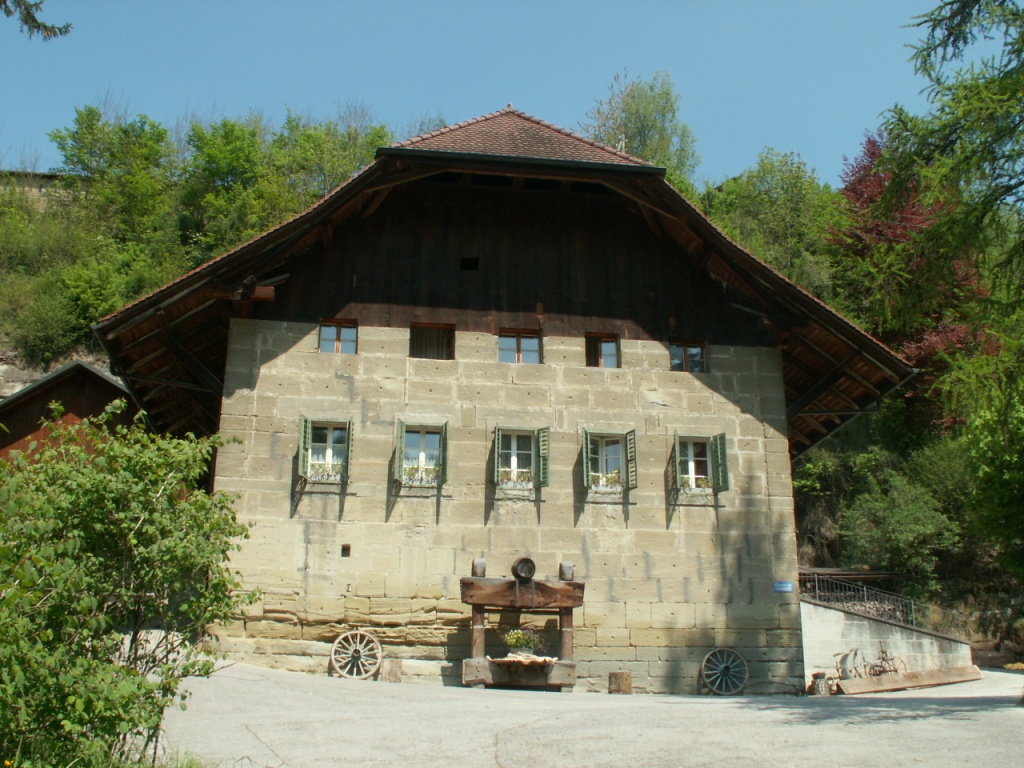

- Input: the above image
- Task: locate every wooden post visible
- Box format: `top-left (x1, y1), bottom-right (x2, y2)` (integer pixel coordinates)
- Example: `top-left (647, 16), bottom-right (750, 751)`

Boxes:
top-left (471, 605), bottom-right (486, 659)
top-left (609, 671), bottom-right (633, 694)
top-left (379, 659), bottom-right (402, 683)
top-left (559, 607), bottom-right (574, 661)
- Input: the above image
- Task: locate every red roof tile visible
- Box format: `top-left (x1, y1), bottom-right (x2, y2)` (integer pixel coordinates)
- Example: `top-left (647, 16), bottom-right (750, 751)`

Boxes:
top-left (393, 107), bottom-right (653, 167)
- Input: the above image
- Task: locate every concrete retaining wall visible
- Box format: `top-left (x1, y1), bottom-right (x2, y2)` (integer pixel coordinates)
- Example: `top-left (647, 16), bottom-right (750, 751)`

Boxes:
top-left (800, 600), bottom-right (971, 685)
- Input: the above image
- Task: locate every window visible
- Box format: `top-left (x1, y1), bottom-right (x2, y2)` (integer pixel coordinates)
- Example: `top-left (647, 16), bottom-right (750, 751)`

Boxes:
top-left (394, 420), bottom-right (448, 486)
top-left (582, 428), bottom-right (637, 491)
top-left (669, 341), bottom-right (706, 373)
top-left (671, 433), bottom-right (729, 493)
top-left (494, 426), bottom-right (550, 488)
top-left (299, 417), bottom-right (351, 483)
top-left (498, 332), bottom-right (542, 364)
top-left (586, 334), bottom-right (620, 368)
top-left (410, 325), bottom-right (455, 360)
top-left (319, 323), bottom-right (357, 354)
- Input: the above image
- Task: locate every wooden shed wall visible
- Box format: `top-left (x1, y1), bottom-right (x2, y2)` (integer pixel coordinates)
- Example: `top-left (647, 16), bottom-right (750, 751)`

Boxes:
top-left (0, 372), bottom-right (134, 460)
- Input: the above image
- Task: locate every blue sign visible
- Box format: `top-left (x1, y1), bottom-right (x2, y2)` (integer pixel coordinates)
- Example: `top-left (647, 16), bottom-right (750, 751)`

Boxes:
top-left (773, 581), bottom-right (795, 593)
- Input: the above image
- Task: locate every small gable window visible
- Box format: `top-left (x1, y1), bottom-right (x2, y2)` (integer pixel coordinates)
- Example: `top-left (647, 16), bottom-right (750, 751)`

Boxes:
top-left (499, 332), bottom-right (542, 364)
top-left (410, 325), bottom-right (455, 360)
top-left (299, 417), bottom-right (351, 483)
top-left (494, 426), bottom-right (550, 488)
top-left (319, 322), bottom-right (357, 354)
top-left (586, 334), bottom-right (620, 368)
top-left (669, 341), bottom-right (706, 373)
top-left (582, 428), bottom-right (637, 492)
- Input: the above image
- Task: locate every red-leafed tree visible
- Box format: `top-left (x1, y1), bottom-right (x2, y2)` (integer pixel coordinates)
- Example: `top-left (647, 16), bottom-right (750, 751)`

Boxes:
top-left (832, 130), bottom-right (988, 433)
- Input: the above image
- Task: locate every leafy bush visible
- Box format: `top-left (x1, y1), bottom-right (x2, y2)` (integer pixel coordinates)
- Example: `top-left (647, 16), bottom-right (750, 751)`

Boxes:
top-left (0, 403), bottom-right (251, 766)
top-left (839, 467), bottom-right (960, 593)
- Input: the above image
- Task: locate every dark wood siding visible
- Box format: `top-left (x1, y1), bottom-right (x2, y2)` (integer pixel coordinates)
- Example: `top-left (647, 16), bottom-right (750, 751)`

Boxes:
top-left (261, 179), bottom-right (770, 346)
top-left (0, 368), bottom-right (135, 461)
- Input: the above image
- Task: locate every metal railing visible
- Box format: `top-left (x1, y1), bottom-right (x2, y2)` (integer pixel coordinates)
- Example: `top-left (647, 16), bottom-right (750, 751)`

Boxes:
top-left (799, 571), bottom-right (919, 627)
top-left (798, 571), bottom-right (971, 640)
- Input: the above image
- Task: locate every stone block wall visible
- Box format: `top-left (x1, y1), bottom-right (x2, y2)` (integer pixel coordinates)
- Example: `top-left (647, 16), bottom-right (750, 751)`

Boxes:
top-left (213, 319), bottom-right (804, 693)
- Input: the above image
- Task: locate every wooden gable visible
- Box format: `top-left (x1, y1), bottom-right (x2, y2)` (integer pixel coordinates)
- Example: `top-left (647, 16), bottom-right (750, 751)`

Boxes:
top-left (0, 362), bottom-right (137, 461)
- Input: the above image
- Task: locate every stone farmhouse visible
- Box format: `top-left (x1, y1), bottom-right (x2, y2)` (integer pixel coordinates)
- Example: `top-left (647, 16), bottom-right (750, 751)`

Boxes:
top-left (94, 108), bottom-right (913, 693)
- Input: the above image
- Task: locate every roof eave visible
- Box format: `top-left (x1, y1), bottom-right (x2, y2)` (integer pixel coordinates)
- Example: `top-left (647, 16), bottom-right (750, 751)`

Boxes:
top-left (375, 147), bottom-right (667, 178)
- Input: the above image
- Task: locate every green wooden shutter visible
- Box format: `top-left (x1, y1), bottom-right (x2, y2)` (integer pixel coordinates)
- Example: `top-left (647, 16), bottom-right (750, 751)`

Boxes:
top-left (670, 432), bottom-right (681, 491)
top-left (581, 428), bottom-right (592, 488)
top-left (393, 419), bottom-right (406, 484)
top-left (535, 427), bottom-right (550, 488)
top-left (712, 432), bottom-right (729, 492)
top-left (299, 415), bottom-right (311, 479)
top-left (438, 422), bottom-right (449, 486)
top-left (493, 425), bottom-right (503, 485)
top-left (625, 429), bottom-right (638, 490)
top-left (343, 420), bottom-right (353, 482)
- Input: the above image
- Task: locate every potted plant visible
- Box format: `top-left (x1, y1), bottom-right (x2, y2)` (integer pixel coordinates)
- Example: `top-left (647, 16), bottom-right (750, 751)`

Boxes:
top-left (503, 627), bottom-right (543, 656)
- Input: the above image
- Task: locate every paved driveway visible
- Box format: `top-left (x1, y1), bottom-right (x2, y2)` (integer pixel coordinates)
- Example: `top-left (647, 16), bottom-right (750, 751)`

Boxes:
top-left (161, 663), bottom-right (1023, 767)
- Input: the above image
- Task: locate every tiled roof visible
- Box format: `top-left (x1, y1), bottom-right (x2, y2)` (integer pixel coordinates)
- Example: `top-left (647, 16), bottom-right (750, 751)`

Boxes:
top-left (392, 107), bottom-right (653, 167)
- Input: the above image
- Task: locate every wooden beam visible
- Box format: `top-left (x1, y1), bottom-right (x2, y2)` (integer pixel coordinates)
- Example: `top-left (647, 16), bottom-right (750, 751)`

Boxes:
top-left (601, 179), bottom-right (678, 218)
top-left (360, 166), bottom-right (448, 194)
top-left (460, 577), bottom-right (584, 609)
top-left (362, 188), bottom-right (392, 218)
top-left (157, 312), bottom-right (223, 396)
top-left (120, 372), bottom-right (212, 393)
top-left (792, 333), bottom-right (882, 397)
top-left (787, 353), bottom-right (860, 420)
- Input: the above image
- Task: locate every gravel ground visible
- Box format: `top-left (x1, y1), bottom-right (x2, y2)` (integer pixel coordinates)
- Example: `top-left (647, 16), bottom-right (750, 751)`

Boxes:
top-left (161, 662), bottom-right (1024, 767)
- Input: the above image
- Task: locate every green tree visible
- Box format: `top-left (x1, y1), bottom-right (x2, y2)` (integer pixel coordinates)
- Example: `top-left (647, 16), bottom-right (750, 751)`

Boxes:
top-left (880, 0), bottom-right (1024, 597)
top-left (942, 314), bottom-right (1024, 576)
top-left (0, 403), bottom-right (251, 766)
top-left (179, 114), bottom-right (270, 261)
top-left (1, 0), bottom-right (70, 40)
top-left (883, 0), bottom-right (1024, 304)
top-left (581, 70), bottom-right (700, 194)
top-left (265, 109), bottom-right (391, 215)
top-left (836, 448), bottom-right (961, 593)
top-left (49, 106), bottom-right (180, 248)
top-left (702, 149), bottom-right (841, 300)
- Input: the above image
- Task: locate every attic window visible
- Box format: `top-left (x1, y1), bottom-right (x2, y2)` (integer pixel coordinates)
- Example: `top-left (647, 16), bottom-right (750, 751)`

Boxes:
top-left (499, 331), bottom-right (541, 364)
top-left (410, 324), bottom-right (455, 360)
top-left (319, 322), bottom-right (357, 354)
top-left (586, 334), bottom-right (620, 368)
top-left (669, 341), bottom-right (706, 373)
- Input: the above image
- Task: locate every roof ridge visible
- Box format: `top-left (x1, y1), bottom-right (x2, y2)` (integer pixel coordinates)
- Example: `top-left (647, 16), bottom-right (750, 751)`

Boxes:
top-left (394, 106), bottom-right (652, 166)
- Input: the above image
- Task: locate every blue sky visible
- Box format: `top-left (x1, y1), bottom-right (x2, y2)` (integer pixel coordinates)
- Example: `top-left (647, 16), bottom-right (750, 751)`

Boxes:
top-left (1, 0), bottom-right (937, 187)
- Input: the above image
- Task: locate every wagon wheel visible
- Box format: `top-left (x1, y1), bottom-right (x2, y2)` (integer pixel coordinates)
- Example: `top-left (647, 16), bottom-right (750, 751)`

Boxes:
top-left (701, 648), bottom-right (749, 695)
top-left (330, 629), bottom-right (383, 679)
